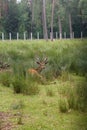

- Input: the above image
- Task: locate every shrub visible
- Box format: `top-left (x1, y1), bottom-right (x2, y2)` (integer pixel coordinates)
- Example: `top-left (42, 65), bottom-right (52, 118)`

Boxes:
top-left (0, 72), bottom-right (12, 87)
top-left (67, 90), bottom-right (77, 109)
top-left (75, 81), bottom-right (87, 112)
top-left (12, 76), bottom-right (25, 93)
top-left (60, 71), bottom-right (70, 81)
top-left (65, 79), bottom-right (87, 112)
top-left (12, 75), bottom-right (39, 95)
top-left (23, 78), bottom-right (40, 95)
top-left (59, 97), bottom-right (69, 113)
top-left (46, 88), bottom-right (54, 97)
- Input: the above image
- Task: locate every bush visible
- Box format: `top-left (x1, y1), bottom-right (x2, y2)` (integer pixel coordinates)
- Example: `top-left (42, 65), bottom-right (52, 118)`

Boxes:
top-left (24, 79), bottom-right (39, 95)
top-left (67, 90), bottom-right (77, 109)
top-left (46, 88), bottom-right (54, 97)
top-left (12, 76), bottom-right (24, 93)
top-left (12, 75), bottom-right (39, 95)
top-left (59, 97), bottom-right (69, 113)
top-left (66, 79), bottom-right (87, 112)
top-left (76, 81), bottom-right (87, 112)
top-left (0, 72), bottom-right (12, 87)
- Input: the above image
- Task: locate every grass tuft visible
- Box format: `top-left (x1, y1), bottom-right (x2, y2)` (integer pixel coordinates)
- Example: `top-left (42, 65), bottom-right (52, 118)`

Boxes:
top-left (59, 97), bottom-right (69, 113)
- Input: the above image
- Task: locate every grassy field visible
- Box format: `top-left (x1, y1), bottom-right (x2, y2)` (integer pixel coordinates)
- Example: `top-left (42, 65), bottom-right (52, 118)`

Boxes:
top-left (0, 39), bottom-right (87, 130)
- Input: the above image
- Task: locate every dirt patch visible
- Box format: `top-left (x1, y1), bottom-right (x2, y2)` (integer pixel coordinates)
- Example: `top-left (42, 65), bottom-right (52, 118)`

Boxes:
top-left (0, 112), bottom-right (13, 130)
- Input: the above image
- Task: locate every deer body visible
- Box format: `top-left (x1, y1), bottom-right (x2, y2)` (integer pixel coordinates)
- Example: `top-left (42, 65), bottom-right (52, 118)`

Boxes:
top-left (28, 68), bottom-right (43, 78)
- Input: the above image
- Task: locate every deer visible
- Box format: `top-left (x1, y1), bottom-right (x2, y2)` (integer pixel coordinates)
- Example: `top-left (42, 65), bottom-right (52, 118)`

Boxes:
top-left (0, 61), bottom-right (10, 72)
top-left (28, 57), bottom-right (48, 79)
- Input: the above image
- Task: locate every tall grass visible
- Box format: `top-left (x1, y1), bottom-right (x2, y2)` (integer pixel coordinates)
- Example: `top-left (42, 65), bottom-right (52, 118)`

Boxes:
top-left (11, 75), bottom-right (39, 95)
top-left (0, 71), bottom-right (13, 87)
top-left (0, 40), bottom-right (87, 107)
top-left (0, 39), bottom-right (87, 77)
top-left (58, 73), bottom-right (87, 112)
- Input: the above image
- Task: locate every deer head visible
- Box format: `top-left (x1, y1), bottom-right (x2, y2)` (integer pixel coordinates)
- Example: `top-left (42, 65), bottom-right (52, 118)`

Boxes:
top-left (0, 61), bottom-right (10, 70)
top-left (35, 57), bottom-right (48, 72)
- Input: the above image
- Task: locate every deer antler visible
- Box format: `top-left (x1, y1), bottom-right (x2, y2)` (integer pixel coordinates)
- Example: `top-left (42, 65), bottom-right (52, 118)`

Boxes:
top-left (35, 57), bottom-right (41, 64)
top-left (36, 57), bottom-right (48, 65)
top-left (43, 57), bottom-right (48, 64)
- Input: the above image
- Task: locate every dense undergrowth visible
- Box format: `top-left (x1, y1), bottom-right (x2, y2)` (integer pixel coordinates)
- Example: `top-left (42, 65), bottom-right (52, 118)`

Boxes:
top-left (0, 39), bottom-right (87, 76)
top-left (0, 39), bottom-right (87, 113)
top-left (0, 39), bottom-right (87, 129)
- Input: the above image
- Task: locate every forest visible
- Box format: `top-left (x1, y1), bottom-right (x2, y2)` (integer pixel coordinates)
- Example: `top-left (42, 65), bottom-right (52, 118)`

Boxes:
top-left (0, 0), bottom-right (87, 39)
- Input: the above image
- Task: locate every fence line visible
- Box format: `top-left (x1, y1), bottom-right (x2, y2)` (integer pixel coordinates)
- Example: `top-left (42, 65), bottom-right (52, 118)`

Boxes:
top-left (2, 33), bottom-right (4, 41)
top-left (81, 32), bottom-right (83, 39)
top-left (0, 31), bottom-right (85, 41)
top-left (9, 33), bottom-right (11, 40)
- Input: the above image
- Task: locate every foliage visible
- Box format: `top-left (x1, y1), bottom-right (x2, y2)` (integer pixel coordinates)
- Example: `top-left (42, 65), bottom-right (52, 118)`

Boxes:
top-left (12, 74), bottom-right (39, 95)
top-left (0, 39), bottom-right (87, 129)
top-left (0, 40), bottom-right (86, 113)
top-left (3, 0), bottom-right (20, 38)
top-left (46, 88), bottom-right (54, 97)
top-left (59, 97), bottom-right (69, 113)
top-left (0, 0), bottom-right (87, 39)
top-left (0, 72), bottom-right (87, 129)
top-left (0, 72), bottom-right (12, 87)
top-left (0, 39), bottom-right (87, 77)
top-left (12, 76), bottom-right (25, 94)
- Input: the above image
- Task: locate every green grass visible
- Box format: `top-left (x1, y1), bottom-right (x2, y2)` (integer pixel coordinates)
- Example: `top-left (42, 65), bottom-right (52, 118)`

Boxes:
top-left (0, 75), bottom-right (87, 130)
top-left (0, 39), bottom-right (87, 77)
top-left (0, 39), bottom-right (87, 129)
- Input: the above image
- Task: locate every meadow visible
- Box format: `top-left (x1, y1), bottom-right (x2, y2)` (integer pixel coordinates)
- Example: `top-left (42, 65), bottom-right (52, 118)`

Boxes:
top-left (0, 39), bottom-right (87, 130)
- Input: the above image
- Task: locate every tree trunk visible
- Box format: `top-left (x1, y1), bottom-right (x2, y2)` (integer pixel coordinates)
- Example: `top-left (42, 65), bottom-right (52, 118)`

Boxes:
top-left (0, 2), bottom-right (1, 19)
top-left (50, 0), bottom-right (55, 41)
top-left (42, 0), bottom-right (48, 40)
top-left (0, 4), bottom-right (1, 33)
top-left (29, 0), bottom-right (34, 33)
top-left (69, 13), bottom-right (73, 39)
top-left (31, 0), bottom-right (34, 22)
top-left (58, 15), bottom-right (62, 39)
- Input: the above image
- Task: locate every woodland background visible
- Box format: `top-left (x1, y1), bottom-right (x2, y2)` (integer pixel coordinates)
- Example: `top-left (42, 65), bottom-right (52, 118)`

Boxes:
top-left (0, 0), bottom-right (87, 39)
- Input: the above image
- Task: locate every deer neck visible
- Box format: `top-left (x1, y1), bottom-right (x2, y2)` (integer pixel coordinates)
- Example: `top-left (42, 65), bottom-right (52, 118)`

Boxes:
top-left (35, 66), bottom-right (42, 73)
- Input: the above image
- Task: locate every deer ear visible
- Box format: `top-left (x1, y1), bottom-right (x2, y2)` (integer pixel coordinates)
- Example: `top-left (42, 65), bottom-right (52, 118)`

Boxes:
top-left (45, 61), bottom-right (48, 64)
top-left (36, 61), bottom-right (40, 64)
